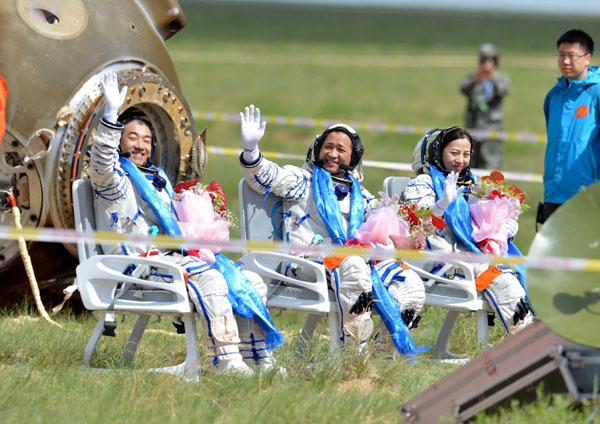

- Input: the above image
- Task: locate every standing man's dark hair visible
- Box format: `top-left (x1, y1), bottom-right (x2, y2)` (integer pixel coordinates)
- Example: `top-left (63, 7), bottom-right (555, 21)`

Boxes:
top-left (540, 29), bottom-right (600, 227)
top-left (557, 29), bottom-right (594, 55)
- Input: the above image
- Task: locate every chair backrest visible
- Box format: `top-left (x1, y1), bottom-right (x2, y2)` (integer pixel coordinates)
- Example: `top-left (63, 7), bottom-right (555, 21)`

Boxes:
top-left (382, 176), bottom-right (411, 199)
top-left (238, 179), bottom-right (284, 243)
top-left (72, 179), bottom-right (103, 261)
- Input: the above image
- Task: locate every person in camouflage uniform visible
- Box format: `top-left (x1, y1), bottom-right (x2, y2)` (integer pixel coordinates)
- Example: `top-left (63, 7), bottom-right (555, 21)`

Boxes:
top-left (460, 43), bottom-right (511, 170)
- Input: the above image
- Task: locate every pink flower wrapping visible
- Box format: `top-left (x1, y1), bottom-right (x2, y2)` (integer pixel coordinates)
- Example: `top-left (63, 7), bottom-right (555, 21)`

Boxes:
top-left (468, 191), bottom-right (522, 256)
top-left (173, 189), bottom-right (230, 262)
top-left (468, 170), bottom-right (527, 255)
top-left (353, 205), bottom-right (415, 249)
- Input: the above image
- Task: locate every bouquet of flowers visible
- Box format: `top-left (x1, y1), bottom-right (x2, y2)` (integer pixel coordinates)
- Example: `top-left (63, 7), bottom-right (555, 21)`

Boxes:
top-left (172, 179), bottom-right (236, 264)
top-left (353, 193), bottom-right (445, 250)
top-left (468, 170), bottom-right (528, 256)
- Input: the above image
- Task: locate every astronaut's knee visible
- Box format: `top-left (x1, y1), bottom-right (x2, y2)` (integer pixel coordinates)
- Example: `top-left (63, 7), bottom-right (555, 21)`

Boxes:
top-left (242, 269), bottom-right (267, 300)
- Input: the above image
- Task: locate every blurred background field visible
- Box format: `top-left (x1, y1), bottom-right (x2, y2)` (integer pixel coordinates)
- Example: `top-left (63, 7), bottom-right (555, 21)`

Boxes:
top-left (2, 2), bottom-right (600, 423)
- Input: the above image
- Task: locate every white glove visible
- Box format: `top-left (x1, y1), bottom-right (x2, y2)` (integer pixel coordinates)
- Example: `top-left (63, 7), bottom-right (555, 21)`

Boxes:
top-left (434, 171), bottom-right (465, 214)
top-left (240, 104), bottom-right (266, 159)
top-left (101, 72), bottom-right (127, 124)
top-left (506, 218), bottom-right (519, 238)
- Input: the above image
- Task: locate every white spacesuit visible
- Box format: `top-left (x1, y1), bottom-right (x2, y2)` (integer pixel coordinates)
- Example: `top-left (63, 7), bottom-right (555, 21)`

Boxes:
top-left (89, 73), bottom-right (280, 374)
top-left (404, 127), bottom-right (533, 333)
top-left (239, 105), bottom-right (426, 349)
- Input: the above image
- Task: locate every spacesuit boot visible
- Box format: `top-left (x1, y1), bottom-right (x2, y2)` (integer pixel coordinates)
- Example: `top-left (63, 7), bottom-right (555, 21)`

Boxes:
top-left (483, 270), bottom-right (533, 335)
top-left (236, 269), bottom-right (285, 374)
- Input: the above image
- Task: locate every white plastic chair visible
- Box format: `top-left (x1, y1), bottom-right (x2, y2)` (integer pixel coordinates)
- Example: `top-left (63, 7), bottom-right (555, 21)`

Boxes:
top-left (236, 179), bottom-right (342, 353)
top-left (73, 179), bottom-right (201, 379)
top-left (382, 176), bottom-right (492, 357)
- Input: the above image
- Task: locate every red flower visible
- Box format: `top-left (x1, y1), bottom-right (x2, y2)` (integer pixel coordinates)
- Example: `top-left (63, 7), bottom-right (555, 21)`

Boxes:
top-left (490, 170), bottom-right (504, 183)
top-left (174, 178), bottom-right (197, 194)
top-left (431, 214), bottom-right (446, 230)
top-left (206, 180), bottom-right (227, 211)
top-left (509, 185), bottom-right (526, 204)
top-left (400, 205), bottom-right (420, 225)
top-left (480, 176), bottom-right (490, 182)
top-left (489, 190), bottom-right (505, 199)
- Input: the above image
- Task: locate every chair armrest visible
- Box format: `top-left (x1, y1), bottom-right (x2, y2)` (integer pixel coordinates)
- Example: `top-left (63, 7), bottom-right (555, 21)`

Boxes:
top-left (238, 251), bottom-right (331, 310)
top-left (76, 254), bottom-right (191, 314)
top-left (405, 259), bottom-right (486, 311)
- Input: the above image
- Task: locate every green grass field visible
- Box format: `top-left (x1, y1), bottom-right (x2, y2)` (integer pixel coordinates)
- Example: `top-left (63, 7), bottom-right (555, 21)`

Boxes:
top-left (2, 2), bottom-right (600, 423)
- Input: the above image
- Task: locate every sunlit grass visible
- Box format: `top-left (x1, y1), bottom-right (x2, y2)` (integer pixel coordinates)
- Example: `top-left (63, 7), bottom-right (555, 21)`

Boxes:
top-left (0, 304), bottom-right (597, 423)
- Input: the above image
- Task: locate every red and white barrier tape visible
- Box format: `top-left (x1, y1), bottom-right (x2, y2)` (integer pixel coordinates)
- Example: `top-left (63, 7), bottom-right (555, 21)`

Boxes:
top-left (194, 110), bottom-right (547, 143)
top-left (207, 146), bottom-right (543, 183)
top-left (1, 225), bottom-right (597, 272)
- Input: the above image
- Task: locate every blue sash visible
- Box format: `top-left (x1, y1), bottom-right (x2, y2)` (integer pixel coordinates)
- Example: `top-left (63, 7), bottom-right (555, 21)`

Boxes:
top-left (214, 254), bottom-right (284, 350)
top-left (430, 165), bottom-right (529, 297)
top-left (122, 158), bottom-right (284, 346)
top-left (430, 165), bottom-right (479, 252)
top-left (312, 166), bottom-right (364, 245)
top-left (119, 158), bottom-right (181, 237)
top-left (370, 266), bottom-right (429, 356)
top-left (312, 166), bottom-right (424, 354)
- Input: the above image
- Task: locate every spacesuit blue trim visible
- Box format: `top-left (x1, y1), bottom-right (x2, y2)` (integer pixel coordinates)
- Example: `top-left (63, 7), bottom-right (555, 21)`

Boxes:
top-left (184, 263), bottom-right (213, 275)
top-left (262, 187), bottom-right (271, 203)
top-left (187, 280), bottom-right (213, 338)
top-left (253, 163), bottom-right (278, 191)
top-left (94, 177), bottom-right (129, 201)
top-left (286, 175), bottom-right (308, 201)
top-left (370, 266), bottom-right (429, 356)
top-left (297, 214), bottom-right (310, 225)
top-left (483, 287), bottom-right (510, 332)
top-left (332, 268), bottom-right (345, 345)
top-left (379, 261), bottom-right (401, 282)
top-left (110, 212), bottom-right (118, 229)
top-left (123, 264), bottom-right (136, 276)
top-left (130, 210), bottom-right (140, 226)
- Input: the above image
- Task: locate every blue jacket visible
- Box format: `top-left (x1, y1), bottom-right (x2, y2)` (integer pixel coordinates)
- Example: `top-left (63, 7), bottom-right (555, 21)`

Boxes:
top-left (543, 66), bottom-right (600, 204)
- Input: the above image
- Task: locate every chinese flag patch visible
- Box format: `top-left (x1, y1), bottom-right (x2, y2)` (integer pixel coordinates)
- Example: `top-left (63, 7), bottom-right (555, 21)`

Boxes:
top-left (575, 105), bottom-right (589, 118)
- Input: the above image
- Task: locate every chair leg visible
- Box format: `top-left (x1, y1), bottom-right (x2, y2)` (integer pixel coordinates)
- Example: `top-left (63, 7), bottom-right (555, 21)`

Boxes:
top-left (83, 311), bottom-right (107, 367)
top-left (328, 311), bottom-right (342, 353)
top-left (182, 313), bottom-right (201, 379)
top-left (432, 310), bottom-right (461, 359)
top-left (296, 314), bottom-right (320, 354)
top-left (121, 314), bottom-right (150, 364)
top-left (476, 310), bottom-right (490, 347)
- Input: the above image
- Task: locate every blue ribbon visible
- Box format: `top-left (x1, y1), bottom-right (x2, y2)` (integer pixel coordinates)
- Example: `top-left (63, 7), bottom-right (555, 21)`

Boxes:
top-left (119, 158), bottom-right (181, 237)
top-left (430, 165), bottom-right (479, 252)
top-left (312, 166), bottom-right (364, 245)
top-left (430, 165), bottom-right (529, 298)
top-left (371, 266), bottom-right (429, 356)
top-left (122, 158), bottom-right (284, 346)
top-left (311, 166), bottom-right (426, 354)
top-left (215, 254), bottom-right (284, 350)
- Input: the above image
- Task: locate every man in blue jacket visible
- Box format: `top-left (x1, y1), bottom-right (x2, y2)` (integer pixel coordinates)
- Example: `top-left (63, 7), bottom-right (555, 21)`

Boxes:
top-left (540, 29), bottom-right (600, 224)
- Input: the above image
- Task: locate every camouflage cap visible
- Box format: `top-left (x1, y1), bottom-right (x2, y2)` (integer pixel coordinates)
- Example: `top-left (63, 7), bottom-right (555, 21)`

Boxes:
top-left (479, 43), bottom-right (499, 58)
